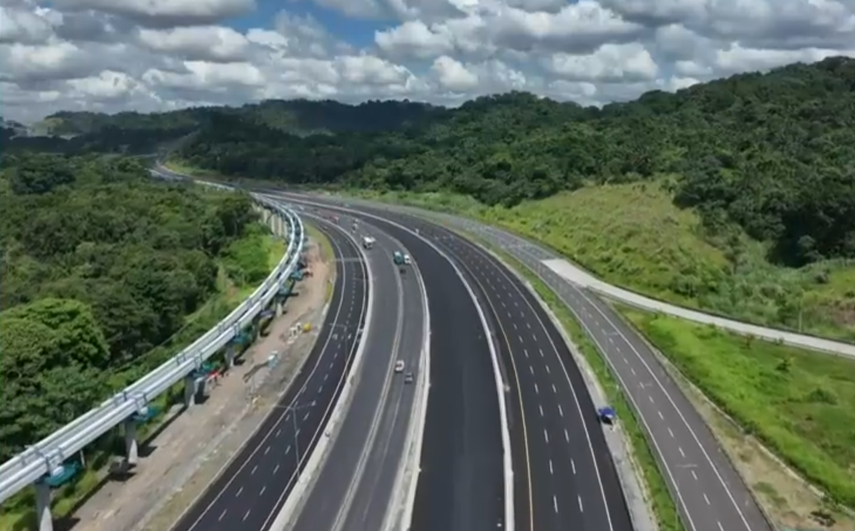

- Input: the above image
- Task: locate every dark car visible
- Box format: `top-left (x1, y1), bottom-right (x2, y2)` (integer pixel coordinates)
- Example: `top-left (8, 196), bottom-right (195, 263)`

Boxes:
top-left (404, 372), bottom-right (414, 384)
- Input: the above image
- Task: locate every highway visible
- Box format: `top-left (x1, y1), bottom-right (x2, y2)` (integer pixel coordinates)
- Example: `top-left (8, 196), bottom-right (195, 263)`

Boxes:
top-left (297, 197), bottom-right (776, 531)
top-left (286, 212), bottom-right (426, 531)
top-left (297, 201), bottom-right (509, 531)
top-left (170, 220), bottom-right (369, 531)
top-left (287, 196), bottom-right (632, 531)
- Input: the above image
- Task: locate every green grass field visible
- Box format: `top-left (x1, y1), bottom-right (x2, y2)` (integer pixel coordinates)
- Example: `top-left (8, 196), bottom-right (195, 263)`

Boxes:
top-left (352, 182), bottom-right (855, 343)
top-left (620, 306), bottom-right (855, 511)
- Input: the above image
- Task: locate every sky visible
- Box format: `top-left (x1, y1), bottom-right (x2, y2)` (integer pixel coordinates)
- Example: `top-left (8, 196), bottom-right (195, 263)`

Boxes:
top-left (1, 0), bottom-right (854, 123)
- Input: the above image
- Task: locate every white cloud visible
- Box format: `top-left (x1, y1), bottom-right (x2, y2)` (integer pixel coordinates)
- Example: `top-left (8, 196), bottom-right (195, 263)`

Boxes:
top-left (0, 0), bottom-right (854, 122)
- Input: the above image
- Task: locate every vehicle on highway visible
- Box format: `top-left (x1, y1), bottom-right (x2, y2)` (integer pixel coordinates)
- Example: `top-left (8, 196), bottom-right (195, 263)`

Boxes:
top-left (394, 360), bottom-right (405, 373)
top-left (404, 372), bottom-right (414, 384)
top-left (362, 236), bottom-right (375, 249)
top-left (393, 251), bottom-right (404, 265)
top-left (403, 253), bottom-right (412, 265)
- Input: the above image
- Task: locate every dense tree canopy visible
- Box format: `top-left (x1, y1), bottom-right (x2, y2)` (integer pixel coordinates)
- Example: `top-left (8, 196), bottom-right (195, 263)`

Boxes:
top-left (0, 153), bottom-right (261, 461)
top-left (173, 57), bottom-right (855, 267)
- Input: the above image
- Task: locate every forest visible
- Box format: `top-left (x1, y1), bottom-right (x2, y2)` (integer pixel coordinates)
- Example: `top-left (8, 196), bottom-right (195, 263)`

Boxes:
top-left (0, 153), bottom-right (263, 461)
top-left (171, 56), bottom-right (855, 269)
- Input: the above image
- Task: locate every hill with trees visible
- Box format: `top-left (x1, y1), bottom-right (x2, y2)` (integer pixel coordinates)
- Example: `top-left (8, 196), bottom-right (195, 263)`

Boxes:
top-left (170, 56), bottom-right (855, 340)
top-left (0, 153), bottom-right (271, 462)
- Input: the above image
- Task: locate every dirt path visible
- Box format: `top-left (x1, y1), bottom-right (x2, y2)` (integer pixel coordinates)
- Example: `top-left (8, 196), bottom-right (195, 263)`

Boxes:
top-left (64, 237), bottom-right (334, 531)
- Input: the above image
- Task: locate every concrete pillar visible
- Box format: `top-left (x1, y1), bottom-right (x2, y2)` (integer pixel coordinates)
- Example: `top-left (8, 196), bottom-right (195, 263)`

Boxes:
top-left (124, 418), bottom-right (138, 466)
top-left (184, 374), bottom-right (196, 407)
top-left (225, 345), bottom-right (236, 369)
top-left (35, 481), bottom-right (53, 531)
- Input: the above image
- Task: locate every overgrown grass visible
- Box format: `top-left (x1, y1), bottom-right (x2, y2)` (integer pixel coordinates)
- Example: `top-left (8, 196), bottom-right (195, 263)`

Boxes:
top-left (348, 184), bottom-right (855, 343)
top-left (0, 226), bottom-right (285, 531)
top-left (618, 306), bottom-right (855, 509)
top-left (462, 236), bottom-right (685, 531)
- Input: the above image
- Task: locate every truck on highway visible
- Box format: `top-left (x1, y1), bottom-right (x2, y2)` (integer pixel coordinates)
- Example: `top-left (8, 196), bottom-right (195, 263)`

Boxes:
top-left (362, 236), bottom-right (375, 250)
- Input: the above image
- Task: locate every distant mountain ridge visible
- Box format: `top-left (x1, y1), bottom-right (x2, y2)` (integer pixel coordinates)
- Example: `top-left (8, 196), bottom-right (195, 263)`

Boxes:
top-left (33, 99), bottom-right (443, 138)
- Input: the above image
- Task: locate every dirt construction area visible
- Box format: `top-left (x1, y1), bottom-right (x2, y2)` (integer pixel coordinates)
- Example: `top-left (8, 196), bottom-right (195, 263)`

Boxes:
top-left (63, 236), bottom-right (334, 531)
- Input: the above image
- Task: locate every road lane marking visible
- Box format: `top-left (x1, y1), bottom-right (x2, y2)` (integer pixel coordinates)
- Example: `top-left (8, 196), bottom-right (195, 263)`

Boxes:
top-left (704, 493), bottom-right (711, 505)
top-left (544, 429), bottom-right (549, 443)
top-left (549, 459), bottom-right (554, 474)
top-left (251, 465), bottom-right (258, 475)
top-left (218, 509), bottom-right (227, 521)
top-left (558, 405), bottom-right (564, 417)
top-left (553, 496), bottom-right (559, 513)
top-left (539, 405), bottom-right (544, 417)
top-left (578, 496), bottom-right (584, 513)
top-left (236, 486), bottom-right (244, 497)
top-left (571, 459), bottom-right (576, 474)
top-left (243, 509), bottom-right (251, 521)
top-left (264, 446), bottom-right (270, 455)
top-left (564, 429), bottom-right (569, 442)
top-left (534, 383), bottom-right (539, 394)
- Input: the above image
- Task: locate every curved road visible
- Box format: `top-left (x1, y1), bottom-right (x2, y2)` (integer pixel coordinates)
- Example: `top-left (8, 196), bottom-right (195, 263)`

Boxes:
top-left (276, 193), bottom-right (778, 531)
top-left (171, 219), bottom-right (369, 531)
top-left (283, 196), bottom-right (632, 531)
top-left (285, 211), bottom-right (427, 531)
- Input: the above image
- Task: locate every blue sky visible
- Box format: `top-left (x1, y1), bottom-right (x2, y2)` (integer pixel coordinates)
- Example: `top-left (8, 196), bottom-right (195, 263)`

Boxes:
top-left (232, 0), bottom-right (383, 48)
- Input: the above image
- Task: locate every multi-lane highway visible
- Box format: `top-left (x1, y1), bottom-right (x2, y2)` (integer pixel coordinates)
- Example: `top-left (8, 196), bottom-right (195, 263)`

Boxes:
top-left (171, 220), bottom-right (369, 531)
top-left (295, 196), bottom-right (775, 531)
top-left (281, 194), bottom-right (631, 531)
top-left (457, 225), bottom-right (774, 531)
top-left (410, 221), bottom-right (632, 531)
top-left (286, 212), bottom-right (427, 531)
top-left (285, 201), bottom-right (506, 531)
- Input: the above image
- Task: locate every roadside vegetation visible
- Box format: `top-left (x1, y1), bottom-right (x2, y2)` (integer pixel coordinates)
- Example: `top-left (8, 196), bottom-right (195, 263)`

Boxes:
top-left (0, 153), bottom-right (283, 530)
top-left (619, 305), bottom-right (855, 527)
top-left (350, 186), bottom-right (855, 343)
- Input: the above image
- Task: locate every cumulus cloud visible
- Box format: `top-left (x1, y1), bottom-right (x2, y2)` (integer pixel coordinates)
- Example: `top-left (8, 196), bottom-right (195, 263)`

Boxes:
top-left (0, 0), bottom-right (854, 122)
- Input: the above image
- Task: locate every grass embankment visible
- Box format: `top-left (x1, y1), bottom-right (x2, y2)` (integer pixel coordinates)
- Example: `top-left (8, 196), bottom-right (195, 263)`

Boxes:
top-left (456, 236), bottom-right (685, 531)
top-left (351, 182), bottom-right (855, 343)
top-left (0, 224), bottom-right (285, 531)
top-left (619, 307), bottom-right (855, 528)
top-left (304, 223), bottom-right (336, 303)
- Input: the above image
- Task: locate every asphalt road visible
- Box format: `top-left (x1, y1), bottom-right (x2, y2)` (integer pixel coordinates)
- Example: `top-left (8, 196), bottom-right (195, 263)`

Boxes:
top-left (303, 199), bottom-right (633, 531)
top-left (171, 219), bottom-right (369, 531)
top-left (332, 200), bottom-right (776, 531)
top-left (464, 227), bottom-right (773, 531)
top-left (295, 199), bottom-right (507, 531)
top-left (288, 213), bottom-right (426, 531)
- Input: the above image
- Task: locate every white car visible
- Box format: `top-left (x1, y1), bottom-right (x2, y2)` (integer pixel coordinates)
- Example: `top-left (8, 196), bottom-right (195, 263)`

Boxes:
top-left (403, 254), bottom-right (412, 265)
top-left (395, 360), bottom-right (405, 373)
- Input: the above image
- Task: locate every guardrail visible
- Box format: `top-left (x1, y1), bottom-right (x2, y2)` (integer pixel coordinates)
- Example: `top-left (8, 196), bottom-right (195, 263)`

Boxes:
top-left (0, 176), bottom-right (305, 505)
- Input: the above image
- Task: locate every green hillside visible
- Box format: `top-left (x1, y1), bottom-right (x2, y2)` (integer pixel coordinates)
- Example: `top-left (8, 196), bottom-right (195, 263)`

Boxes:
top-left (166, 56), bottom-right (855, 340)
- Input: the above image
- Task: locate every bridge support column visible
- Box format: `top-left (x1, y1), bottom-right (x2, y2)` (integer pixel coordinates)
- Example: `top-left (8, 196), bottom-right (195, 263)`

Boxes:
top-left (225, 345), bottom-right (236, 369)
top-left (35, 481), bottom-right (53, 531)
top-left (183, 374), bottom-right (196, 407)
top-left (124, 418), bottom-right (139, 466)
